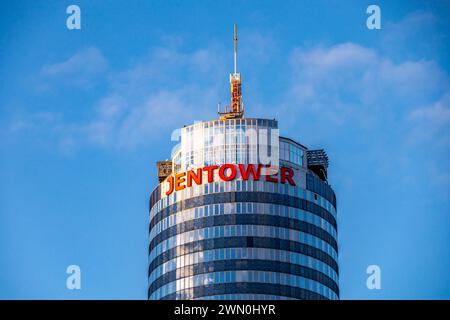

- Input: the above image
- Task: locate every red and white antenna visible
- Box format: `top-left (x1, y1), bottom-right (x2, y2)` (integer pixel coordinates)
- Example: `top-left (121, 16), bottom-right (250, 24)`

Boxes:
top-left (219, 24), bottom-right (244, 119)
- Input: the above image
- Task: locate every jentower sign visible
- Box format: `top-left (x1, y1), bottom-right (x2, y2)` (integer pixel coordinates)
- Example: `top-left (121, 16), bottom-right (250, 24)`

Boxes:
top-left (164, 164), bottom-right (296, 196)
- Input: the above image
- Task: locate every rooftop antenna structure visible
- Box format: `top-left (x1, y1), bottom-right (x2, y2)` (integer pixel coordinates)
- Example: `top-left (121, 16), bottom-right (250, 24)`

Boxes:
top-left (233, 23), bottom-right (237, 74)
top-left (219, 24), bottom-right (244, 120)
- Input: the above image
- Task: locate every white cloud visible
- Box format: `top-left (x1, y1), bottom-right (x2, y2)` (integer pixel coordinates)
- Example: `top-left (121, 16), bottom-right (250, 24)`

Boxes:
top-left (84, 94), bottom-right (126, 147)
top-left (11, 27), bottom-right (284, 151)
top-left (40, 47), bottom-right (108, 89)
top-left (18, 42), bottom-right (227, 150)
top-left (9, 112), bottom-right (62, 133)
top-left (280, 42), bottom-right (450, 135)
top-left (272, 40), bottom-right (450, 190)
top-left (408, 94), bottom-right (450, 146)
top-left (83, 86), bottom-right (217, 149)
top-left (10, 26), bottom-right (450, 173)
top-left (410, 94), bottom-right (450, 124)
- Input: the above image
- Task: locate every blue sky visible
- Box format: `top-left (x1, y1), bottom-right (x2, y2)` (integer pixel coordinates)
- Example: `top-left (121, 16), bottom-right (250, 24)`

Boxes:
top-left (1, 0), bottom-right (449, 299)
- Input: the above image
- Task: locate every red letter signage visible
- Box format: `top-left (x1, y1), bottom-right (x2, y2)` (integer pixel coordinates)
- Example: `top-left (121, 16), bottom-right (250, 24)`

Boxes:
top-left (164, 163), bottom-right (296, 196)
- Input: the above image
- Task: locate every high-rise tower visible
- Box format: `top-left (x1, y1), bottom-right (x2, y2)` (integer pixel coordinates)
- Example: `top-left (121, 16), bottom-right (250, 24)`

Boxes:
top-left (149, 25), bottom-right (338, 300)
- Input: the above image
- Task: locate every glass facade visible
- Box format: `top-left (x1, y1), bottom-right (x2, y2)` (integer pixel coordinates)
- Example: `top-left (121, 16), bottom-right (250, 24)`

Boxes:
top-left (149, 118), bottom-right (338, 300)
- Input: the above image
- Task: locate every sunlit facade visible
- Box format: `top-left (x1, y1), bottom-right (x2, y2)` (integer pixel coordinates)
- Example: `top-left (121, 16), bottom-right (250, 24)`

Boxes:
top-left (148, 118), bottom-right (339, 300)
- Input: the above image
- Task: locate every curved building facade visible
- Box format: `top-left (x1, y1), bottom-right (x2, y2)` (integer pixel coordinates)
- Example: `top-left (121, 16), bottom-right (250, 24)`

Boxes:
top-left (148, 118), bottom-right (338, 300)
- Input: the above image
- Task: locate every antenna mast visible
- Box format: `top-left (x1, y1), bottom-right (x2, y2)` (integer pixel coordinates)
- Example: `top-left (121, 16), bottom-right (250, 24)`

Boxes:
top-left (234, 24), bottom-right (237, 74)
top-left (219, 23), bottom-right (244, 120)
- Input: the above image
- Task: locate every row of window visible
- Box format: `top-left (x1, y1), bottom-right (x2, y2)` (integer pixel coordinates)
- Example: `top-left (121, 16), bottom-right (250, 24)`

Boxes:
top-left (149, 202), bottom-right (337, 243)
top-left (306, 173), bottom-right (336, 206)
top-left (149, 191), bottom-right (337, 238)
top-left (195, 294), bottom-right (296, 300)
top-left (158, 283), bottom-right (327, 300)
top-left (148, 259), bottom-right (339, 297)
top-left (184, 119), bottom-right (278, 131)
top-left (149, 215), bottom-right (338, 258)
top-left (149, 237), bottom-right (339, 279)
top-left (181, 119), bottom-right (277, 172)
top-left (280, 140), bottom-right (304, 166)
top-left (149, 224), bottom-right (338, 263)
top-left (151, 182), bottom-right (336, 228)
top-left (200, 145), bottom-right (255, 167)
top-left (156, 175), bottom-right (336, 216)
top-left (148, 247), bottom-right (339, 285)
top-left (149, 270), bottom-right (338, 300)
